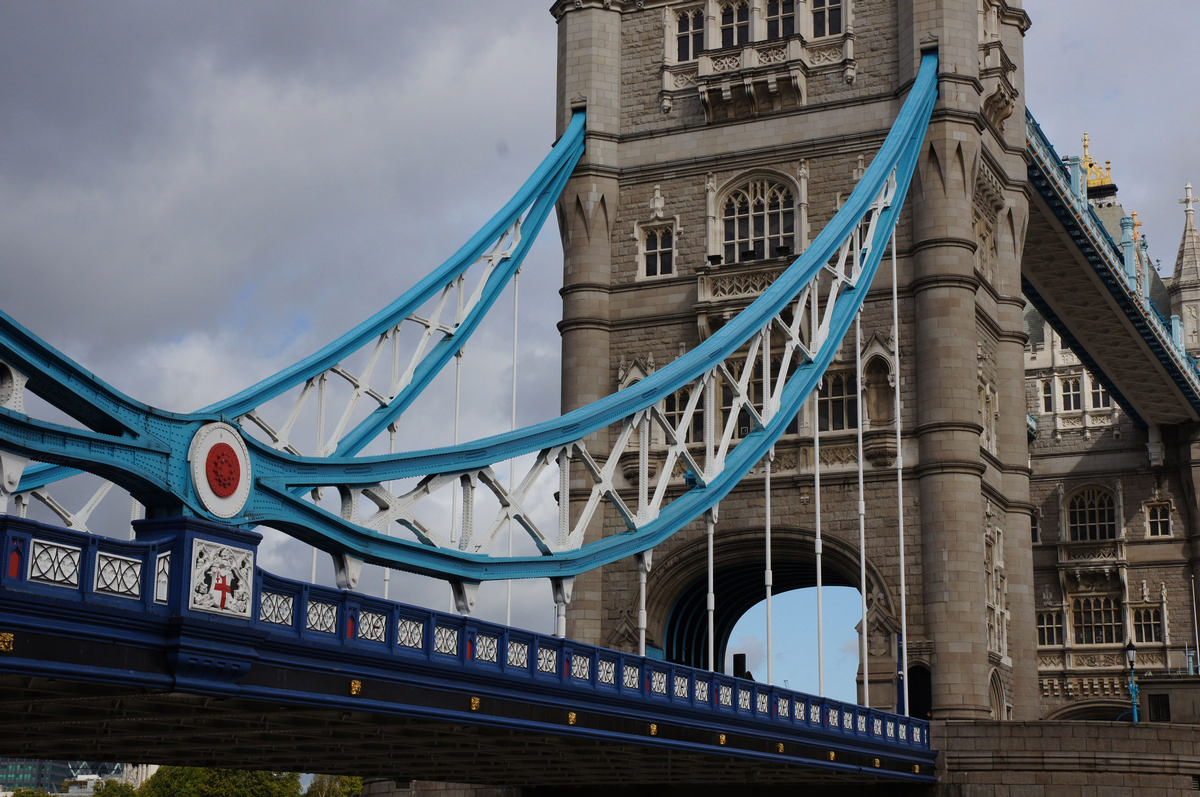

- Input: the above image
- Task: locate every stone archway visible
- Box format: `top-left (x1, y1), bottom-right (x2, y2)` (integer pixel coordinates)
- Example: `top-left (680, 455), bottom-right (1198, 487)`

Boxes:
top-left (646, 525), bottom-right (894, 679)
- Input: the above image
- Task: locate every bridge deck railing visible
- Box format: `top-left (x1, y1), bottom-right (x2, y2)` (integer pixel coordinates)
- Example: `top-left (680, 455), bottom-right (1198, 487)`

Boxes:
top-left (0, 513), bottom-right (929, 754)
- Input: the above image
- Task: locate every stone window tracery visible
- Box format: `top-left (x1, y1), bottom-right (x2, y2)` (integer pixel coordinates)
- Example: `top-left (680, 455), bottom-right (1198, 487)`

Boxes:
top-left (1146, 502), bottom-right (1171, 537)
top-left (676, 7), bottom-right (704, 62)
top-left (1037, 611), bottom-right (1063, 646)
top-left (1090, 379), bottom-right (1111, 409)
top-left (719, 176), bottom-right (796, 265)
top-left (1134, 607), bottom-right (1163, 643)
top-left (634, 185), bottom-right (679, 280)
top-left (642, 226), bottom-right (675, 278)
top-left (1061, 377), bottom-right (1081, 411)
top-left (720, 2), bottom-right (750, 48)
top-left (818, 372), bottom-right (857, 432)
top-left (1071, 595), bottom-right (1121, 645)
top-left (812, 0), bottom-right (843, 38)
top-left (1067, 487), bottom-right (1116, 541)
top-left (663, 386), bottom-right (704, 444)
top-left (766, 0), bottom-right (795, 39)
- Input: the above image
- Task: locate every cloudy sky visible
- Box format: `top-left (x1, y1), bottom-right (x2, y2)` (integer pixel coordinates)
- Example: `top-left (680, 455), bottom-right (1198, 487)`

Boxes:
top-left (2, 1), bottom-right (1196, 700)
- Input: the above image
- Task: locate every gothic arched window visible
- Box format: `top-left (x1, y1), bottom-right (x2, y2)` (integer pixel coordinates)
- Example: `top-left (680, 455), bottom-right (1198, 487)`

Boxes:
top-left (1072, 595), bottom-right (1120, 644)
top-left (1067, 487), bottom-right (1117, 541)
top-left (1134, 607), bottom-right (1163, 643)
top-left (766, 0), bottom-right (796, 39)
top-left (720, 2), bottom-right (750, 48)
top-left (721, 178), bottom-right (796, 264)
top-left (676, 7), bottom-right (704, 62)
top-left (812, 0), bottom-right (843, 38)
top-left (817, 372), bottom-right (857, 432)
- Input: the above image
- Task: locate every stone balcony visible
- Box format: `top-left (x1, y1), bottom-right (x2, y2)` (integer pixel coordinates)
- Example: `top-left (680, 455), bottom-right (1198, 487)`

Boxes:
top-left (662, 32), bottom-right (854, 122)
top-left (694, 258), bottom-right (788, 338)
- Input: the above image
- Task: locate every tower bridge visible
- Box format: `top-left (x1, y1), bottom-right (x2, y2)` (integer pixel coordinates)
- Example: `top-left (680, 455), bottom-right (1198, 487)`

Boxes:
top-left (4, 1), bottom-right (1200, 794)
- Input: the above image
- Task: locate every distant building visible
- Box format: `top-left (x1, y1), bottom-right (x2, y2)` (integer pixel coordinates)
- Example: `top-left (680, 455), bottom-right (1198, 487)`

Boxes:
top-left (0, 758), bottom-right (73, 793)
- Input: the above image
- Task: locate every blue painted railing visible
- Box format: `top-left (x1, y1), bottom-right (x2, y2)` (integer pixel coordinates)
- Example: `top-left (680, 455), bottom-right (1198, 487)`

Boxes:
top-left (0, 513), bottom-right (931, 758)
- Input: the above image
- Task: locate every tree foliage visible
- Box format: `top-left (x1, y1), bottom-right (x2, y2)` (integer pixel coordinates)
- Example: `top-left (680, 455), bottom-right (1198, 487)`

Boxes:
top-left (11, 788), bottom-right (54, 797)
top-left (93, 780), bottom-right (138, 796)
top-left (304, 774), bottom-right (362, 797)
top-left (139, 767), bottom-right (301, 797)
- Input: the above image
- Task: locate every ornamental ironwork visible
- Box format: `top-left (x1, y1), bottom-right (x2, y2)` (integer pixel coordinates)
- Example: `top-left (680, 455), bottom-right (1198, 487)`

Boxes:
top-left (537, 647), bottom-right (557, 674)
top-left (674, 674), bottom-right (689, 698)
top-left (434, 625), bottom-right (458, 655)
top-left (623, 663), bottom-right (640, 689)
top-left (598, 658), bottom-right (616, 685)
top-left (95, 552), bottom-right (141, 598)
top-left (259, 591), bottom-right (294, 626)
top-left (154, 553), bottom-right (170, 603)
top-left (29, 540), bottom-right (80, 588)
top-left (650, 670), bottom-right (667, 695)
top-left (507, 639), bottom-right (529, 668)
top-left (357, 610), bottom-right (387, 642)
top-left (397, 617), bottom-right (424, 649)
top-left (306, 600), bottom-right (337, 633)
top-left (571, 653), bottom-right (590, 680)
top-left (475, 634), bottom-right (499, 663)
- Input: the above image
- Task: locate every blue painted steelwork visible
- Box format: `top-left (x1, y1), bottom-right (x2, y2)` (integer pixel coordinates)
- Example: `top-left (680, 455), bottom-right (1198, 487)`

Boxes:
top-left (8, 113), bottom-right (587, 496)
top-left (1024, 109), bottom-right (1200, 426)
top-left (0, 56), bottom-right (938, 582)
top-left (0, 514), bottom-right (935, 781)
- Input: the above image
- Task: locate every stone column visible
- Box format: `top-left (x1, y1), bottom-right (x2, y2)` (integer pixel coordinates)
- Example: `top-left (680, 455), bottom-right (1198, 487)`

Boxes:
top-left (996, 199), bottom-right (1038, 718)
top-left (553, 0), bottom-right (621, 646)
top-left (907, 0), bottom-right (992, 721)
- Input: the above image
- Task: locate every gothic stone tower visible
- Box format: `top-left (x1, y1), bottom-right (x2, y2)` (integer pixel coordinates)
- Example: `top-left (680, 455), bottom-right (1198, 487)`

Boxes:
top-left (553, 0), bottom-right (1036, 721)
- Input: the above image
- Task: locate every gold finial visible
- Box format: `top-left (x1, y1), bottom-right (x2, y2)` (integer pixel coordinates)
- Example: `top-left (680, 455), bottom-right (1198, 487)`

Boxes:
top-left (1082, 132), bottom-right (1114, 188)
top-left (1133, 210), bottom-right (1143, 242)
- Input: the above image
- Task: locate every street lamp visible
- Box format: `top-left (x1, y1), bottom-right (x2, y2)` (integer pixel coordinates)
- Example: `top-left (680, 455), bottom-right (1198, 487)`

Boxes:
top-left (1125, 639), bottom-right (1139, 723)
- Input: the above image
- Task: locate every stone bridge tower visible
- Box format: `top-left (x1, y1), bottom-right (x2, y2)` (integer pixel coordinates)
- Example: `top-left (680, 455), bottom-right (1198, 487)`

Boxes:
top-left (552, 0), bottom-right (1036, 721)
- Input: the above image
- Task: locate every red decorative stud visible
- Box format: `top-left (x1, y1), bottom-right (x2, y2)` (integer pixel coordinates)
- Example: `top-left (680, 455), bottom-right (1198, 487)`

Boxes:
top-left (205, 442), bottom-right (241, 498)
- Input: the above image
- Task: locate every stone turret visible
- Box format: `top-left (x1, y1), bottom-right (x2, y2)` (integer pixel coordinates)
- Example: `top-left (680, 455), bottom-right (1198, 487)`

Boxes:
top-left (1170, 183), bottom-right (1200, 356)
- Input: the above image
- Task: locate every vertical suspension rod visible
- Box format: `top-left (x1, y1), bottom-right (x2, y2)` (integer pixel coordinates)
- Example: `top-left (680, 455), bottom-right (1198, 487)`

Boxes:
top-left (507, 271), bottom-right (520, 626)
top-left (813, 387), bottom-right (825, 697)
top-left (892, 232), bottom-right (911, 716)
top-left (855, 309), bottom-right (869, 707)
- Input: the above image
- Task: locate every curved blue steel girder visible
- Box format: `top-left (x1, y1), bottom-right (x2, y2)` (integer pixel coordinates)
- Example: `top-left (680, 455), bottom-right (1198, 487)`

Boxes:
top-left (0, 57), bottom-right (938, 583)
top-left (9, 114), bottom-right (587, 496)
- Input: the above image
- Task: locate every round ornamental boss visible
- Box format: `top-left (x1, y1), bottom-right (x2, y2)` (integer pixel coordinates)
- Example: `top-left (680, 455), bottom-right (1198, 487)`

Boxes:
top-left (188, 422), bottom-right (252, 519)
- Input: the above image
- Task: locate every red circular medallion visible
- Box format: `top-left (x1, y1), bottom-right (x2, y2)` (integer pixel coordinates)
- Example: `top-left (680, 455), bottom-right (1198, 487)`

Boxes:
top-left (205, 442), bottom-right (241, 499)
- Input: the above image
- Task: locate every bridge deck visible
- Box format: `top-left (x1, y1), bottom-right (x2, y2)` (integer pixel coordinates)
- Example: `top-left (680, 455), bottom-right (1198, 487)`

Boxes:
top-left (0, 515), bottom-right (933, 787)
top-left (1024, 112), bottom-right (1200, 427)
